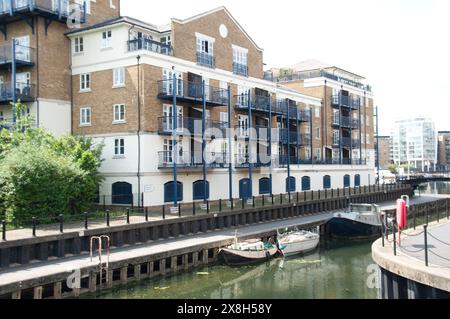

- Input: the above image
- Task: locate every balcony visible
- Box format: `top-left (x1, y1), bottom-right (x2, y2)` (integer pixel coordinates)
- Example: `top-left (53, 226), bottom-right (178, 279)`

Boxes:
top-left (158, 151), bottom-right (230, 169)
top-left (157, 117), bottom-right (227, 137)
top-left (196, 52), bottom-right (215, 68)
top-left (331, 93), bottom-right (360, 110)
top-left (234, 153), bottom-right (270, 168)
top-left (157, 79), bottom-right (228, 107)
top-left (333, 116), bottom-right (359, 129)
top-left (0, 82), bottom-right (35, 103)
top-left (0, 0), bottom-right (86, 24)
top-left (233, 62), bottom-right (248, 77)
top-left (234, 93), bottom-right (280, 114)
top-left (0, 41), bottom-right (34, 68)
top-left (127, 38), bottom-right (172, 56)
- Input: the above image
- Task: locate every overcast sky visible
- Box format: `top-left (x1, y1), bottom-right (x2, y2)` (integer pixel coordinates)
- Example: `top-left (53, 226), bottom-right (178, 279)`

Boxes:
top-left (121, 0), bottom-right (450, 135)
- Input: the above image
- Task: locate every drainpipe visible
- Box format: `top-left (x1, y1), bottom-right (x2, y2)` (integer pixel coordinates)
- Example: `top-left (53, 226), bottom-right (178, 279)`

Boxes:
top-left (339, 86), bottom-right (343, 165)
top-left (269, 94), bottom-right (273, 195)
top-left (309, 108), bottom-right (313, 164)
top-left (11, 39), bottom-right (16, 123)
top-left (376, 105), bottom-right (380, 184)
top-left (247, 89), bottom-right (253, 199)
top-left (172, 74), bottom-right (178, 208)
top-left (360, 92), bottom-right (364, 164)
top-left (202, 79), bottom-right (207, 203)
top-left (296, 102), bottom-right (299, 164)
top-left (137, 55), bottom-right (142, 207)
top-left (227, 85), bottom-right (233, 202)
top-left (286, 99), bottom-right (291, 189)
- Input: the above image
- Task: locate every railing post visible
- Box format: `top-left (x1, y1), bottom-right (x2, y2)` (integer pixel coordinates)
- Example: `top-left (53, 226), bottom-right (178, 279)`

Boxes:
top-left (84, 212), bottom-right (88, 230)
top-left (145, 207), bottom-right (149, 222)
top-left (280, 193), bottom-right (283, 205)
top-left (253, 196), bottom-right (255, 208)
top-left (296, 192), bottom-right (299, 203)
top-left (59, 214), bottom-right (64, 234)
top-left (32, 217), bottom-right (37, 237)
top-left (262, 195), bottom-right (265, 207)
top-left (413, 207), bottom-right (416, 230)
top-left (393, 221), bottom-right (397, 256)
top-left (272, 194), bottom-right (274, 205)
top-left (219, 199), bottom-right (222, 212)
top-left (106, 210), bottom-right (110, 227)
top-left (424, 225), bottom-right (429, 267)
top-left (1, 220), bottom-right (5, 241)
top-left (162, 205), bottom-right (166, 220)
top-left (288, 192), bottom-right (291, 203)
top-left (193, 202), bottom-right (196, 216)
top-left (304, 191), bottom-right (306, 202)
top-left (178, 203), bottom-right (182, 217)
top-left (103, 195), bottom-right (106, 211)
top-left (126, 208), bottom-right (130, 224)
top-left (207, 201), bottom-right (210, 214)
top-left (242, 198), bottom-right (245, 210)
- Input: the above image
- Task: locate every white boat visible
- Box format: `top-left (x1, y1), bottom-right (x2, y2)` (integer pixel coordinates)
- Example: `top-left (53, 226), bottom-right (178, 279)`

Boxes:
top-left (277, 227), bottom-right (320, 257)
top-left (220, 237), bottom-right (278, 266)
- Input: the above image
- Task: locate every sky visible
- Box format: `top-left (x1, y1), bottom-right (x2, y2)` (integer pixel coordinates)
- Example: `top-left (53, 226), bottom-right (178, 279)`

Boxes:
top-left (121, 0), bottom-right (450, 135)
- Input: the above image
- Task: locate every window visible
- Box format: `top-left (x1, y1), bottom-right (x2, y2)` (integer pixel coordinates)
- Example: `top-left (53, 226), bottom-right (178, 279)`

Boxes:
top-left (196, 34), bottom-right (214, 55)
top-left (220, 112), bottom-right (228, 128)
top-left (316, 127), bottom-right (320, 140)
top-left (233, 45), bottom-right (248, 75)
top-left (75, 0), bottom-right (91, 14)
top-left (315, 106), bottom-right (320, 118)
top-left (74, 37), bottom-right (84, 53)
top-left (102, 30), bottom-right (112, 48)
top-left (305, 147), bottom-right (311, 160)
top-left (113, 67), bottom-right (125, 87)
top-left (315, 148), bottom-right (321, 161)
top-left (114, 138), bottom-right (125, 156)
top-left (113, 104), bottom-right (125, 123)
top-left (160, 35), bottom-right (171, 55)
top-left (333, 130), bottom-right (340, 145)
top-left (301, 176), bottom-right (311, 191)
top-left (323, 175), bottom-right (331, 189)
top-left (80, 73), bottom-right (91, 91)
top-left (360, 115), bottom-right (364, 126)
top-left (80, 107), bottom-right (91, 125)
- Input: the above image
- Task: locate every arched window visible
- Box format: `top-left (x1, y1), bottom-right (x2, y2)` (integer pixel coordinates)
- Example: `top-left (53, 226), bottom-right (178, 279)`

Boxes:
top-left (164, 181), bottom-right (183, 203)
top-left (323, 175), bottom-right (331, 189)
top-left (286, 176), bottom-right (296, 192)
top-left (239, 178), bottom-right (252, 200)
top-left (343, 175), bottom-right (351, 188)
top-left (259, 177), bottom-right (271, 195)
top-left (355, 174), bottom-right (361, 187)
top-left (112, 182), bottom-right (133, 205)
top-left (302, 176), bottom-right (311, 191)
top-left (193, 180), bottom-right (209, 200)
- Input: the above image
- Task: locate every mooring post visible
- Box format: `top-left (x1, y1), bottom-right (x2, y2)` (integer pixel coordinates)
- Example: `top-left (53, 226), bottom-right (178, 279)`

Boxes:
top-left (32, 217), bottom-right (37, 237)
top-left (424, 225), bottom-right (429, 267)
top-left (59, 214), bottom-right (64, 233)
top-left (106, 210), bottom-right (110, 227)
top-left (84, 212), bottom-right (88, 230)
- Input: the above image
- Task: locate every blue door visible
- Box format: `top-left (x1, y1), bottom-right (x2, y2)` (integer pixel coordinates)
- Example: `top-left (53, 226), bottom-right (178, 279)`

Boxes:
top-left (323, 175), bottom-right (331, 189)
top-left (286, 176), bottom-right (296, 192)
top-left (112, 182), bottom-right (133, 205)
top-left (344, 175), bottom-right (351, 188)
top-left (301, 176), bottom-right (311, 191)
top-left (239, 178), bottom-right (252, 200)
top-left (193, 180), bottom-right (209, 200)
top-left (259, 178), bottom-right (271, 195)
top-left (164, 181), bottom-right (183, 203)
top-left (355, 174), bottom-right (361, 187)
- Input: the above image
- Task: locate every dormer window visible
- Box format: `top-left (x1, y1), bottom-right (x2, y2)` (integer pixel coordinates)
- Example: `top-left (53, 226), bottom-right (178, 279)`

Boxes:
top-left (196, 33), bottom-right (215, 68)
top-left (102, 30), bottom-right (112, 49)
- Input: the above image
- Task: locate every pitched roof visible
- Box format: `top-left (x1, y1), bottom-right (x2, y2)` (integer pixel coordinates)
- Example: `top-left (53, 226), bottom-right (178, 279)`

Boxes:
top-left (171, 6), bottom-right (263, 52)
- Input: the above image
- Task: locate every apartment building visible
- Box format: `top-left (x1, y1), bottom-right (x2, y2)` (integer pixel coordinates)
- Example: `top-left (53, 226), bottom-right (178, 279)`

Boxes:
top-left (0, 0), bottom-right (120, 135)
top-left (375, 136), bottom-right (393, 170)
top-left (437, 131), bottom-right (450, 171)
top-left (391, 117), bottom-right (437, 172)
top-left (265, 60), bottom-right (376, 169)
top-left (66, 7), bottom-right (376, 206)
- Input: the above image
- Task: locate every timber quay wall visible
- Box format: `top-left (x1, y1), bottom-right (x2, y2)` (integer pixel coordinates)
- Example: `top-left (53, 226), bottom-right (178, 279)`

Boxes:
top-left (0, 185), bottom-right (411, 271)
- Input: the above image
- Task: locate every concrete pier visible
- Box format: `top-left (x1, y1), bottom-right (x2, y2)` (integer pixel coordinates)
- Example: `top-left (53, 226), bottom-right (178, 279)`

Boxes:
top-left (372, 219), bottom-right (450, 299)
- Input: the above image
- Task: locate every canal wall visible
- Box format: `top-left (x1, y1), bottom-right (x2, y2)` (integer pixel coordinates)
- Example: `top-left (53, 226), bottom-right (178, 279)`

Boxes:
top-left (0, 185), bottom-right (411, 271)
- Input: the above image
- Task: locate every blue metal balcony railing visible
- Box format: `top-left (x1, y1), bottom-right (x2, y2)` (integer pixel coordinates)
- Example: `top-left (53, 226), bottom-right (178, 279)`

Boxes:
top-left (158, 151), bottom-right (230, 169)
top-left (127, 38), bottom-right (172, 56)
top-left (157, 79), bottom-right (228, 106)
top-left (157, 117), bottom-right (227, 136)
top-left (233, 62), bottom-right (248, 77)
top-left (333, 116), bottom-right (359, 129)
top-left (0, 82), bottom-right (36, 103)
top-left (0, 0), bottom-right (86, 23)
top-left (0, 41), bottom-right (34, 66)
top-left (331, 93), bottom-right (361, 110)
top-left (196, 52), bottom-right (215, 68)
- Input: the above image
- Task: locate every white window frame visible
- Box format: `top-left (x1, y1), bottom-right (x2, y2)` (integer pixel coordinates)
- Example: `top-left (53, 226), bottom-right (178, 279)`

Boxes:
top-left (195, 32), bottom-right (215, 55)
top-left (232, 45), bottom-right (248, 66)
top-left (80, 107), bottom-right (91, 126)
top-left (114, 138), bottom-right (125, 156)
top-left (75, 0), bottom-right (91, 14)
top-left (316, 127), bottom-right (320, 140)
top-left (113, 67), bottom-right (125, 87)
top-left (74, 36), bottom-right (84, 53)
top-left (333, 130), bottom-right (340, 145)
top-left (101, 30), bottom-right (112, 49)
top-left (315, 148), bottom-right (321, 161)
top-left (113, 104), bottom-right (126, 123)
top-left (315, 106), bottom-right (320, 118)
top-left (80, 73), bottom-right (91, 92)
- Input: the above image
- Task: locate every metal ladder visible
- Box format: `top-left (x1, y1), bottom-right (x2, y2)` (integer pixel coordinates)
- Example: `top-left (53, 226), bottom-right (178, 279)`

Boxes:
top-left (90, 235), bottom-right (111, 287)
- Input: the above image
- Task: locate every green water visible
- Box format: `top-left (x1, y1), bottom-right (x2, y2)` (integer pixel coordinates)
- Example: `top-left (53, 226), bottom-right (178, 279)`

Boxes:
top-left (86, 239), bottom-right (378, 299)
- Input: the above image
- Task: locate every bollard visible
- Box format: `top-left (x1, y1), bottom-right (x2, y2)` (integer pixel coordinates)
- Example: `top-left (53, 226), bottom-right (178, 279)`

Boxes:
top-left (272, 194), bottom-right (274, 205)
top-left (331, 188), bottom-right (334, 198)
top-left (106, 210), bottom-right (110, 227)
top-left (304, 191), bottom-right (306, 202)
top-left (145, 207), bottom-right (149, 222)
top-left (318, 190), bottom-right (321, 200)
top-left (262, 195), bottom-right (265, 206)
top-left (59, 214), bottom-right (64, 233)
top-left (1, 220), bottom-right (5, 241)
top-left (312, 190), bottom-right (314, 201)
top-left (242, 199), bottom-right (245, 209)
top-left (178, 204), bottom-right (182, 218)
top-left (162, 205), bottom-right (166, 220)
top-left (193, 202), bottom-right (196, 216)
top-left (288, 192), bottom-right (291, 203)
top-left (424, 225), bottom-right (429, 267)
top-left (84, 212), bottom-right (88, 230)
top-left (253, 196), bottom-right (255, 208)
top-left (219, 199), bottom-right (222, 212)
top-left (337, 188), bottom-right (340, 197)
top-left (32, 217), bottom-right (37, 237)
top-left (325, 189), bottom-right (327, 199)
top-left (126, 208), bottom-right (130, 224)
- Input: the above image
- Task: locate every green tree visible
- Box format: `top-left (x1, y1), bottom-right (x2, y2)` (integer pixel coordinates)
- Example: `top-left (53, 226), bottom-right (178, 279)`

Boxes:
top-left (388, 164), bottom-right (398, 175)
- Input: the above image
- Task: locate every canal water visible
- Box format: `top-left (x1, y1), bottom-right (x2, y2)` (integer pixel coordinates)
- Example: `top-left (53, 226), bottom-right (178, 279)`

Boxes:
top-left (85, 182), bottom-right (450, 300)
